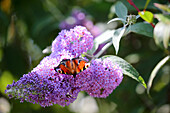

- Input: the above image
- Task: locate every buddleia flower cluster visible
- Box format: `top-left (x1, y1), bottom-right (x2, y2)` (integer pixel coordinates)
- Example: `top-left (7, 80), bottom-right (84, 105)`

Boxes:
top-left (5, 26), bottom-right (123, 107)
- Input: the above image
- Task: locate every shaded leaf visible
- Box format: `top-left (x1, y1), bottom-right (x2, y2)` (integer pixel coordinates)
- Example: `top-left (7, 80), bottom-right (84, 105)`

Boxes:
top-left (115, 1), bottom-right (128, 21)
top-left (138, 11), bottom-right (154, 23)
top-left (87, 30), bottom-right (113, 54)
top-left (112, 26), bottom-right (126, 55)
top-left (147, 55), bottom-right (170, 95)
top-left (125, 22), bottom-right (153, 38)
top-left (154, 22), bottom-right (170, 49)
top-left (102, 55), bottom-right (147, 88)
top-left (94, 41), bottom-right (112, 58)
top-left (107, 18), bottom-right (126, 24)
top-left (0, 71), bottom-right (14, 94)
top-left (154, 3), bottom-right (170, 13)
top-left (7, 15), bottom-right (16, 44)
top-left (42, 46), bottom-right (52, 54)
top-left (155, 14), bottom-right (170, 24)
top-left (24, 38), bottom-right (43, 61)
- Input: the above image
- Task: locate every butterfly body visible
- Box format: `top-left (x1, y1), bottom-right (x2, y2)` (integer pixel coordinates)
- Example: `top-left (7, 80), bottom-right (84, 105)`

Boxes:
top-left (54, 58), bottom-right (90, 78)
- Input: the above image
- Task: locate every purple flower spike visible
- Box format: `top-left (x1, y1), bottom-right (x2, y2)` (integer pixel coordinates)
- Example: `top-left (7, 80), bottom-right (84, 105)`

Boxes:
top-left (75, 58), bottom-right (123, 98)
top-left (5, 55), bottom-right (81, 107)
top-left (52, 26), bottom-right (93, 57)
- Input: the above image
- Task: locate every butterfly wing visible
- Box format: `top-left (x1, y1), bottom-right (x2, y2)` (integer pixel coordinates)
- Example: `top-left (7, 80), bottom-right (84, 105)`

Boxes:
top-left (74, 59), bottom-right (90, 73)
top-left (54, 61), bottom-right (71, 75)
top-left (78, 60), bottom-right (86, 71)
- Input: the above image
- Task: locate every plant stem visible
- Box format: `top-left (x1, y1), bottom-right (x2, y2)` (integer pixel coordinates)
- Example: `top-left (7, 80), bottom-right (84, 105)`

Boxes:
top-left (127, 0), bottom-right (140, 12)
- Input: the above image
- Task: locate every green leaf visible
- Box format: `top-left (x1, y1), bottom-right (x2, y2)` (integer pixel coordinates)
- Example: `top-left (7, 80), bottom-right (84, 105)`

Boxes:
top-left (25, 38), bottom-right (43, 61)
top-left (138, 11), bottom-right (154, 23)
top-left (87, 30), bottom-right (113, 54)
top-left (125, 22), bottom-right (153, 38)
top-left (147, 55), bottom-right (170, 95)
top-left (107, 18), bottom-right (126, 24)
top-left (94, 42), bottom-right (112, 58)
top-left (154, 3), bottom-right (170, 13)
top-left (0, 49), bottom-right (3, 62)
top-left (102, 55), bottom-right (147, 88)
top-left (115, 1), bottom-right (128, 21)
top-left (42, 46), bottom-right (52, 54)
top-left (155, 14), bottom-right (170, 24)
top-left (154, 22), bottom-right (170, 49)
top-left (0, 71), bottom-right (14, 94)
top-left (112, 26), bottom-right (126, 55)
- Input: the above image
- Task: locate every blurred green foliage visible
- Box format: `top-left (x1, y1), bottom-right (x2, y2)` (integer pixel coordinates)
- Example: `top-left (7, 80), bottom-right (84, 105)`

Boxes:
top-left (0, 0), bottom-right (169, 113)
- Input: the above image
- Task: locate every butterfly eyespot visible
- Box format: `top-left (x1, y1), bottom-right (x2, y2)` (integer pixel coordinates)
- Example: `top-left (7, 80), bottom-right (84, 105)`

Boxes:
top-left (61, 62), bottom-right (65, 66)
top-left (58, 70), bottom-right (61, 73)
top-left (55, 68), bottom-right (62, 74)
top-left (54, 67), bottom-right (58, 72)
top-left (85, 63), bottom-right (90, 68)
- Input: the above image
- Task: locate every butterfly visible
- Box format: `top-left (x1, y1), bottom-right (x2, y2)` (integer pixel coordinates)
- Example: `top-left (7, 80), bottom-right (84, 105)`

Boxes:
top-left (54, 57), bottom-right (90, 78)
